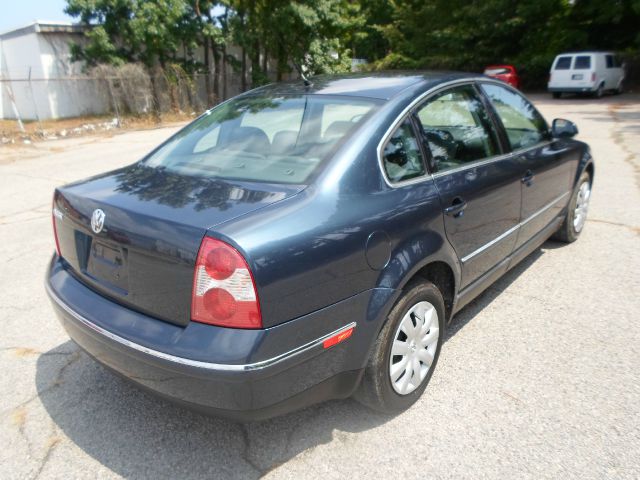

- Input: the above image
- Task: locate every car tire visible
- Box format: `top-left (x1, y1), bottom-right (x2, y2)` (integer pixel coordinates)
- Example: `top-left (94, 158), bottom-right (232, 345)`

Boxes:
top-left (553, 171), bottom-right (591, 243)
top-left (552, 92), bottom-right (561, 99)
top-left (354, 279), bottom-right (445, 414)
top-left (594, 83), bottom-right (604, 98)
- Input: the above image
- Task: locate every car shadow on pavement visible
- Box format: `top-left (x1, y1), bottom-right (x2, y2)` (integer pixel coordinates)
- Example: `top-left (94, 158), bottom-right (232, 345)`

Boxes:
top-left (36, 346), bottom-right (395, 478)
top-left (36, 243), bottom-right (551, 478)
top-left (444, 246), bottom-right (545, 340)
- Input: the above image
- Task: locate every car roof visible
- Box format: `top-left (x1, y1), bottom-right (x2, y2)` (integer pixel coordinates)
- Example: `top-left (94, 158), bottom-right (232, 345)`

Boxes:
top-left (250, 71), bottom-right (476, 100)
top-left (484, 64), bottom-right (515, 69)
top-left (555, 51), bottom-right (615, 56)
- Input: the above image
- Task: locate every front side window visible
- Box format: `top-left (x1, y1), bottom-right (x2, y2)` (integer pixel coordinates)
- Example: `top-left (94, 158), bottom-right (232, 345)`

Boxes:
top-left (144, 95), bottom-right (380, 184)
top-left (415, 85), bottom-right (500, 173)
top-left (382, 119), bottom-right (425, 183)
top-left (554, 56), bottom-right (572, 70)
top-left (574, 56), bottom-right (591, 69)
top-left (481, 84), bottom-right (549, 151)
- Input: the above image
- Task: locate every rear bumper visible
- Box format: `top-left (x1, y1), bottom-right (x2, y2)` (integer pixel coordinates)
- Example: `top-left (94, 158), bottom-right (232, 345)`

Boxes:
top-left (46, 256), bottom-right (382, 420)
top-left (548, 85), bottom-right (597, 93)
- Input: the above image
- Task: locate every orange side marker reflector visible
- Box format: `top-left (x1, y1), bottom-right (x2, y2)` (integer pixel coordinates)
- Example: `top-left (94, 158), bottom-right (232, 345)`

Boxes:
top-left (323, 327), bottom-right (354, 349)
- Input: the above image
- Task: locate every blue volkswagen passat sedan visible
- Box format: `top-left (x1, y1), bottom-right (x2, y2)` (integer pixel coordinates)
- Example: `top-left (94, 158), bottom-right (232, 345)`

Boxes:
top-left (47, 73), bottom-right (593, 420)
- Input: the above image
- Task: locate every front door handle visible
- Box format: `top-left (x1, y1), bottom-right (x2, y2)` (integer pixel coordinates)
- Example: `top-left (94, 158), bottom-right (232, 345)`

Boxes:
top-left (444, 197), bottom-right (467, 218)
top-left (522, 170), bottom-right (534, 186)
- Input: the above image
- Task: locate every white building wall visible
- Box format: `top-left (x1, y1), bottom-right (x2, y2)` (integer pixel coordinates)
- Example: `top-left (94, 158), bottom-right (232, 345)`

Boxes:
top-left (36, 33), bottom-right (107, 119)
top-left (0, 22), bottom-right (291, 121)
top-left (0, 26), bottom-right (108, 120)
top-left (0, 31), bottom-right (43, 120)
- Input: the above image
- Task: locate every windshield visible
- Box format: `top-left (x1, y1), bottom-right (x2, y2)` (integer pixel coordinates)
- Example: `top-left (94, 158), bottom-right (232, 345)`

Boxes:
top-left (143, 94), bottom-right (380, 184)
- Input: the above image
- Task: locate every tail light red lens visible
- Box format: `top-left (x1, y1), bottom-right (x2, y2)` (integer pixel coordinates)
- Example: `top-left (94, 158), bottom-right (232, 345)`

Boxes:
top-left (591, 72), bottom-right (596, 82)
top-left (191, 237), bottom-right (262, 328)
top-left (205, 247), bottom-right (237, 280)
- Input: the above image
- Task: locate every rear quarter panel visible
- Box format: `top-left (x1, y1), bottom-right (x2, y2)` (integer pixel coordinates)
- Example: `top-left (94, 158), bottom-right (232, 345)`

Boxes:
top-left (217, 90), bottom-right (461, 329)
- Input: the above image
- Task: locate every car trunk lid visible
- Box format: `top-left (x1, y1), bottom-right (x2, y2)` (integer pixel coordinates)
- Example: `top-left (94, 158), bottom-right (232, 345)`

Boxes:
top-left (53, 164), bottom-right (302, 327)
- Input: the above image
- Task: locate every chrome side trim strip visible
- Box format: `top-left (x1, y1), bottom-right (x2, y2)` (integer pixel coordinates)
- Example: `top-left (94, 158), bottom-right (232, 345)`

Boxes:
top-left (376, 77), bottom-right (484, 188)
top-left (460, 191), bottom-right (570, 263)
top-left (520, 191), bottom-right (570, 227)
top-left (375, 77), bottom-right (547, 189)
top-left (430, 141), bottom-right (553, 179)
top-left (460, 224), bottom-right (520, 263)
top-left (430, 152), bottom-right (514, 179)
top-left (45, 282), bottom-right (356, 372)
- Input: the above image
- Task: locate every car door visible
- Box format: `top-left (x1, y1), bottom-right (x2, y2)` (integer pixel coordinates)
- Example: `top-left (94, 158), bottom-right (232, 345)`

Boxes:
top-left (479, 82), bottom-right (575, 251)
top-left (550, 55), bottom-right (574, 88)
top-left (414, 83), bottom-right (522, 289)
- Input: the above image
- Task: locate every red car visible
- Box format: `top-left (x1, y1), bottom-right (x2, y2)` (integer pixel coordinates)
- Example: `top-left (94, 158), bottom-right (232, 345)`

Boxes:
top-left (483, 65), bottom-right (521, 89)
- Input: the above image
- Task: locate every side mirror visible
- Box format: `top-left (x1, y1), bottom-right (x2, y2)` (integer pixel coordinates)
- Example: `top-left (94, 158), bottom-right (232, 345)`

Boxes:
top-left (552, 118), bottom-right (578, 138)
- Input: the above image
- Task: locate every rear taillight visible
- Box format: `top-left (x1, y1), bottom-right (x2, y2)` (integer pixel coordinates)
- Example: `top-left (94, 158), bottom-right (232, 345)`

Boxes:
top-left (191, 237), bottom-right (261, 329)
top-left (591, 72), bottom-right (596, 82)
top-left (52, 198), bottom-right (61, 257)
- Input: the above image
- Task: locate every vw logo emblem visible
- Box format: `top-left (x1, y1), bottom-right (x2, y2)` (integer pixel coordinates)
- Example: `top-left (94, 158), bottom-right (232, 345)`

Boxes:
top-left (91, 209), bottom-right (106, 234)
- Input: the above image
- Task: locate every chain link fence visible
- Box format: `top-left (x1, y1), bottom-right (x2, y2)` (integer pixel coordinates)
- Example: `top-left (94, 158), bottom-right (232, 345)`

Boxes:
top-left (1, 63), bottom-right (248, 127)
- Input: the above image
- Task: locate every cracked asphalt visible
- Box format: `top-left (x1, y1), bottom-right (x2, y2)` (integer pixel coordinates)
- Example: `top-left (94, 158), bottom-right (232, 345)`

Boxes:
top-left (1, 94), bottom-right (639, 479)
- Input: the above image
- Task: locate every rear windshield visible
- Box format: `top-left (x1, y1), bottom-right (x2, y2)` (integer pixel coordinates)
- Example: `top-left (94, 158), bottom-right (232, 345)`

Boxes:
top-left (143, 94), bottom-right (380, 184)
top-left (554, 56), bottom-right (572, 70)
top-left (574, 56), bottom-right (591, 69)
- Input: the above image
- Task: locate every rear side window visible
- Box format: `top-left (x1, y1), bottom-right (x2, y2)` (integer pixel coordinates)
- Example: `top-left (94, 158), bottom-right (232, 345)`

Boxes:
top-left (605, 55), bottom-right (621, 68)
top-left (574, 56), bottom-right (591, 69)
top-left (144, 95), bottom-right (380, 184)
top-left (554, 56), bottom-right (572, 70)
top-left (415, 84), bottom-right (500, 173)
top-left (382, 119), bottom-right (426, 183)
top-left (481, 84), bottom-right (549, 151)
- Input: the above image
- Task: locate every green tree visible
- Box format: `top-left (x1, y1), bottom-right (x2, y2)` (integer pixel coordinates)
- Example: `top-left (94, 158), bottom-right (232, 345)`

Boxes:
top-left (66, 0), bottom-right (192, 112)
top-left (373, 0), bottom-right (640, 87)
top-left (227, 0), bottom-right (361, 86)
top-left (352, 0), bottom-right (393, 62)
top-left (65, 0), bottom-right (189, 67)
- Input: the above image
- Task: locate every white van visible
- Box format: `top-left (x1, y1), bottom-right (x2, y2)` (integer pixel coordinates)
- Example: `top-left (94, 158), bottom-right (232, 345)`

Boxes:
top-left (548, 51), bottom-right (625, 98)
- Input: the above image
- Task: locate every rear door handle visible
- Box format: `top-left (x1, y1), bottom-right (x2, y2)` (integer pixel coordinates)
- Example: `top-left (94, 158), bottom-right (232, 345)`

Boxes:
top-left (444, 197), bottom-right (467, 218)
top-left (522, 170), bottom-right (534, 186)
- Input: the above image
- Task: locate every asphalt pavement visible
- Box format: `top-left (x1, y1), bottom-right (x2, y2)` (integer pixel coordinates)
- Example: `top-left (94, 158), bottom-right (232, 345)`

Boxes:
top-left (0, 93), bottom-right (638, 479)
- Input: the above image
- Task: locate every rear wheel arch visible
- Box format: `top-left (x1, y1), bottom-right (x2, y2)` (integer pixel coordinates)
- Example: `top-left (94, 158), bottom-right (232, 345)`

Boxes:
top-left (370, 254), bottom-right (459, 339)
top-left (390, 260), bottom-right (456, 325)
top-left (414, 261), bottom-right (456, 323)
